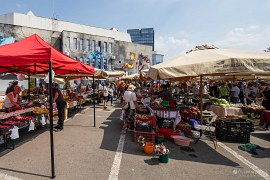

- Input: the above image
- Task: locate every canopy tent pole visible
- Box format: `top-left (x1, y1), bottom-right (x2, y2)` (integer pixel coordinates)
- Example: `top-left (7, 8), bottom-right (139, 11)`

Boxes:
top-left (49, 62), bottom-right (56, 178)
top-left (233, 75), bottom-right (236, 84)
top-left (28, 71), bottom-right (31, 101)
top-left (92, 74), bottom-right (96, 127)
top-left (200, 75), bottom-right (203, 136)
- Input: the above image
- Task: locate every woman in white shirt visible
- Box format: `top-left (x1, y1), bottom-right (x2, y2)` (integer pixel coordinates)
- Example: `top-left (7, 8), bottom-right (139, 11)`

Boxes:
top-left (3, 85), bottom-right (21, 112)
top-left (123, 84), bottom-right (142, 130)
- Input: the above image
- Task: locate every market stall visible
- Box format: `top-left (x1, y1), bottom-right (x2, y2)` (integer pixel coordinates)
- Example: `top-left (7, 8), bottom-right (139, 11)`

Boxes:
top-left (0, 34), bottom-right (94, 178)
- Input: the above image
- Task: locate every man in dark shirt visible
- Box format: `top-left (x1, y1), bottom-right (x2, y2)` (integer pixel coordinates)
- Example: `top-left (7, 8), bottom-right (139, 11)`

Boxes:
top-left (47, 86), bottom-right (66, 131)
top-left (156, 84), bottom-right (173, 101)
top-left (209, 81), bottom-right (218, 97)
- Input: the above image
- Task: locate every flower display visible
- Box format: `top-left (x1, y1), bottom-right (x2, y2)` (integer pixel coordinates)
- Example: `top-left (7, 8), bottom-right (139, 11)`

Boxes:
top-left (137, 136), bottom-right (146, 146)
top-left (154, 144), bottom-right (170, 155)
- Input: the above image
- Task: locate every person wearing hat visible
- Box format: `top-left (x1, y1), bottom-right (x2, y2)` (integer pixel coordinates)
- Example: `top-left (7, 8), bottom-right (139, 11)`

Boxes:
top-left (123, 84), bottom-right (143, 129)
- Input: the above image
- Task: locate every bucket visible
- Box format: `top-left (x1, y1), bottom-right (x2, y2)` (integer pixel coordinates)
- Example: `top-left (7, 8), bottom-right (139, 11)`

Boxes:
top-left (155, 133), bottom-right (164, 144)
top-left (159, 154), bottom-right (169, 163)
top-left (143, 142), bottom-right (154, 154)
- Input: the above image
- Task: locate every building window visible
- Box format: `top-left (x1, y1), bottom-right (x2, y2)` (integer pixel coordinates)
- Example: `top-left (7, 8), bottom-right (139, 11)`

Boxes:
top-left (86, 39), bottom-right (90, 51)
top-left (104, 42), bottom-right (107, 52)
top-left (104, 59), bottom-right (107, 70)
top-left (108, 43), bottom-right (112, 53)
top-left (73, 38), bottom-right (77, 50)
top-left (86, 58), bottom-right (90, 65)
top-left (92, 59), bottom-right (95, 67)
top-left (92, 40), bottom-right (95, 52)
top-left (97, 41), bottom-right (101, 52)
top-left (98, 59), bottom-right (101, 69)
top-left (79, 57), bottom-right (83, 62)
top-left (67, 37), bottom-right (70, 49)
top-left (80, 38), bottom-right (84, 51)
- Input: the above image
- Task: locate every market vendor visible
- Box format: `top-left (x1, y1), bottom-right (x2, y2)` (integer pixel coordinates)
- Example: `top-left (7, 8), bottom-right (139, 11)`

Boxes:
top-left (155, 84), bottom-right (175, 108)
top-left (38, 83), bottom-right (45, 94)
top-left (245, 82), bottom-right (258, 105)
top-left (3, 85), bottom-right (21, 111)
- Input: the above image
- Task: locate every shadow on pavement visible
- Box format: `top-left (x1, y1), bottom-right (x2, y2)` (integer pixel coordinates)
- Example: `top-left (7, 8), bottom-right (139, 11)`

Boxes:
top-left (0, 167), bottom-right (51, 178)
top-left (251, 148), bottom-right (270, 158)
top-left (99, 104), bottom-right (240, 167)
top-left (0, 127), bottom-right (48, 157)
top-left (99, 105), bottom-right (123, 152)
top-left (251, 131), bottom-right (270, 142)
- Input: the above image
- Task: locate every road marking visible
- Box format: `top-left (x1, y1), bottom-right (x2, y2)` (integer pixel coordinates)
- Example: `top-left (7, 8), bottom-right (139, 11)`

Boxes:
top-left (219, 142), bottom-right (270, 180)
top-left (0, 172), bottom-right (23, 180)
top-left (108, 129), bottom-right (126, 180)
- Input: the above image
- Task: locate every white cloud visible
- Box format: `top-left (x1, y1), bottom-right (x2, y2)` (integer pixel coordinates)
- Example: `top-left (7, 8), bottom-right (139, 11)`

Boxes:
top-left (214, 25), bottom-right (270, 50)
top-left (16, 3), bottom-right (22, 8)
top-left (156, 25), bottom-right (270, 61)
top-left (155, 36), bottom-right (194, 60)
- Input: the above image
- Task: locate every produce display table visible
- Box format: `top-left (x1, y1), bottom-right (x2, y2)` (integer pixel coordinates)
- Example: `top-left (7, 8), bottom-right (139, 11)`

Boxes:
top-left (0, 107), bottom-right (34, 120)
top-left (260, 110), bottom-right (270, 125)
top-left (146, 105), bottom-right (181, 125)
top-left (206, 105), bottom-right (244, 118)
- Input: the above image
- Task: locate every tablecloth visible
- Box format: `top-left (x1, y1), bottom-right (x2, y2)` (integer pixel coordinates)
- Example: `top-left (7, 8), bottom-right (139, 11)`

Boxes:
top-left (206, 105), bottom-right (244, 117)
top-left (146, 105), bottom-right (181, 125)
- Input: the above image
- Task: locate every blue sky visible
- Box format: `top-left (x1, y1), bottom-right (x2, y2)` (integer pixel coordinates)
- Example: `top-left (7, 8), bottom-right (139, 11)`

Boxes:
top-left (1, 0), bottom-right (270, 60)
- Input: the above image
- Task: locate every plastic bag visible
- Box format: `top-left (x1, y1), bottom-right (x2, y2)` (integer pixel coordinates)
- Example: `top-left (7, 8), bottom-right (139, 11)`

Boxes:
top-left (29, 120), bottom-right (35, 131)
top-left (10, 126), bottom-right (19, 140)
top-left (120, 110), bottom-right (125, 121)
top-left (40, 115), bottom-right (46, 125)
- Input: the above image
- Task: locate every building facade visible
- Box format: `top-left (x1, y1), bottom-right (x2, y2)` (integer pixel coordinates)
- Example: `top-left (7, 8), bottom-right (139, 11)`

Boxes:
top-left (127, 28), bottom-right (154, 51)
top-left (0, 12), bottom-right (152, 73)
top-left (152, 51), bottom-right (164, 65)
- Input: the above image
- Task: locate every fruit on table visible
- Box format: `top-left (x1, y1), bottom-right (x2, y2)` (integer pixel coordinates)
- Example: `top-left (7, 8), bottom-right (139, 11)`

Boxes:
top-left (33, 107), bottom-right (49, 114)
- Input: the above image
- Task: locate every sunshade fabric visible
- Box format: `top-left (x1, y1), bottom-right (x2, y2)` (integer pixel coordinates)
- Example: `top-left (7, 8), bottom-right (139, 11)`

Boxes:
top-left (148, 48), bottom-right (270, 80)
top-left (0, 34), bottom-right (94, 75)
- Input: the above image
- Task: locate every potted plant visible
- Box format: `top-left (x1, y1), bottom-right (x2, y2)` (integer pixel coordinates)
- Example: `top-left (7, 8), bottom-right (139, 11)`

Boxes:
top-left (137, 136), bottom-right (154, 154)
top-left (154, 144), bottom-right (170, 163)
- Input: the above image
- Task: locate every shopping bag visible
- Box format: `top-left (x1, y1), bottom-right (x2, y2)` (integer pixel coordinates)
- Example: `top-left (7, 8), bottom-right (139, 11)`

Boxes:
top-left (40, 115), bottom-right (46, 125)
top-left (28, 120), bottom-right (35, 131)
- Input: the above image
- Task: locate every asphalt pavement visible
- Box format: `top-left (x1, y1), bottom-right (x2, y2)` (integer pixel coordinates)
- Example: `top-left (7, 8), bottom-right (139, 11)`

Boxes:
top-left (0, 101), bottom-right (269, 180)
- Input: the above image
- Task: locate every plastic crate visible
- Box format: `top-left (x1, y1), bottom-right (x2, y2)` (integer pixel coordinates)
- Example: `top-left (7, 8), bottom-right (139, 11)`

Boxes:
top-left (216, 119), bottom-right (254, 133)
top-left (134, 130), bottom-right (155, 143)
top-left (135, 115), bottom-right (156, 129)
top-left (181, 111), bottom-right (197, 121)
top-left (216, 128), bottom-right (250, 143)
top-left (158, 128), bottom-right (180, 139)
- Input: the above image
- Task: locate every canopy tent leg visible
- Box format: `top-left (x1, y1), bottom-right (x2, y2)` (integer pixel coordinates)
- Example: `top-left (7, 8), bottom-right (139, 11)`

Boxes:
top-left (49, 62), bottom-right (56, 179)
top-left (28, 71), bottom-right (31, 101)
top-left (200, 75), bottom-right (203, 136)
top-left (92, 75), bottom-right (96, 127)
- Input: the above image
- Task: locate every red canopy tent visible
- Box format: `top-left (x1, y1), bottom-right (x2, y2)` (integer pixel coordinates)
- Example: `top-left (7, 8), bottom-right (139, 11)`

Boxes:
top-left (0, 34), bottom-right (94, 178)
top-left (0, 34), bottom-right (94, 75)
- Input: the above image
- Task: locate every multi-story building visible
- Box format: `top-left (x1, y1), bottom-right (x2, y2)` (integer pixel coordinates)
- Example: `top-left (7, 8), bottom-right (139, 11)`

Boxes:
top-left (0, 11), bottom-right (152, 73)
top-left (152, 51), bottom-right (164, 65)
top-left (127, 28), bottom-right (154, 51)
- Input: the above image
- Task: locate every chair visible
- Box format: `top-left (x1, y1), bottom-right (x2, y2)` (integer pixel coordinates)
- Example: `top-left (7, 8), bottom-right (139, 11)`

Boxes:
top-left (194, 113), bottom-right (218, 149)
